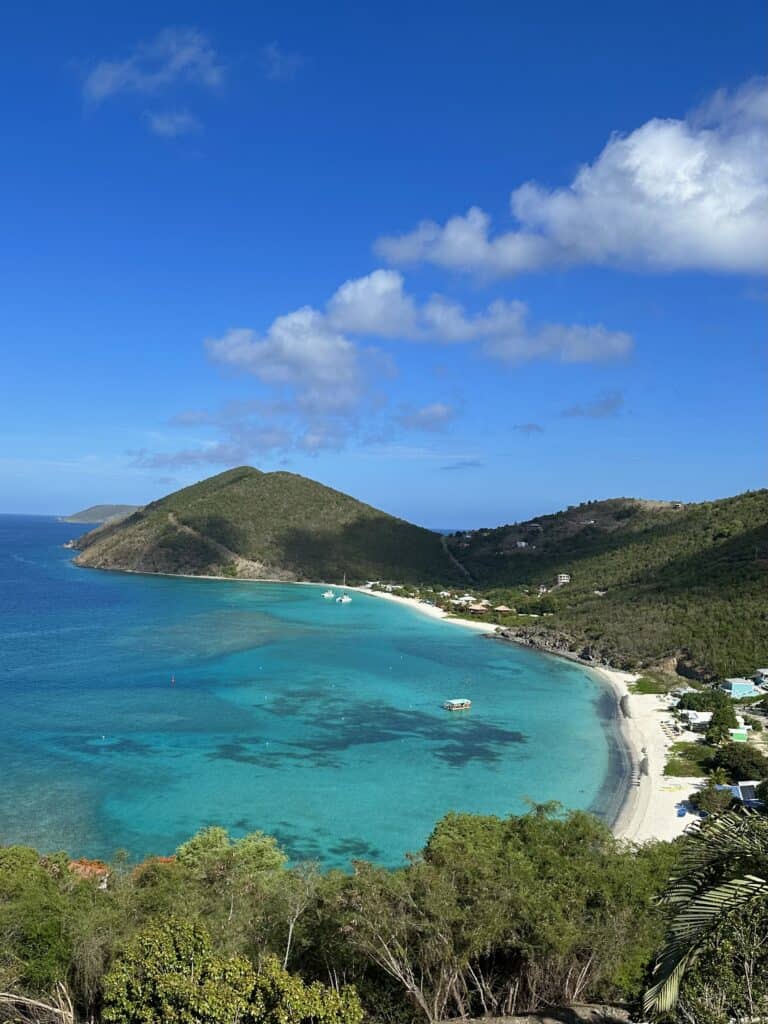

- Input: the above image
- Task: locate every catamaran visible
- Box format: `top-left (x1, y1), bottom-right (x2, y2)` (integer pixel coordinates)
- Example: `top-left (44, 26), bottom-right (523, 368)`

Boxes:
top-left (336, 594), bottom-right (352, 604)
top-left (322, 589), bottom-right (336, 599)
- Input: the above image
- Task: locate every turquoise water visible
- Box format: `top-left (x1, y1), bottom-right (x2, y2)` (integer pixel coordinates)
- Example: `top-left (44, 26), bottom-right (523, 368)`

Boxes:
top-left (0, 515), bottom-right (626, 867)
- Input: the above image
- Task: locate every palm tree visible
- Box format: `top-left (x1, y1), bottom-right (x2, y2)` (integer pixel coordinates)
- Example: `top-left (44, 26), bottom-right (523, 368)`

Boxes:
top-left (644, 809), bottom-right (768, 1017)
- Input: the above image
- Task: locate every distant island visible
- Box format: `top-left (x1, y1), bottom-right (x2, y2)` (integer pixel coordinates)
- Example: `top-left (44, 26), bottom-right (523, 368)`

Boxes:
top-left (70, 471), bottom-right (768, 680)
top-left (59, 504), bottom-right (140, 524)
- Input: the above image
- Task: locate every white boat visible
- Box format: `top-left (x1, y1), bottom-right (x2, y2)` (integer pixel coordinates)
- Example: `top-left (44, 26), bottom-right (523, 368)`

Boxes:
top-left (336, 594), bottom-right (352, 604)
top-left (443, 698), bottom-right (472, 711)
top-left (322, 589), bottom-right (336, 599)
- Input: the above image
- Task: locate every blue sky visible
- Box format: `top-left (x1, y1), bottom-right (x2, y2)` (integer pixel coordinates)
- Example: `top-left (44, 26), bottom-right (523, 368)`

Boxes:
top-left (1, 1), bottom-right (766, 526)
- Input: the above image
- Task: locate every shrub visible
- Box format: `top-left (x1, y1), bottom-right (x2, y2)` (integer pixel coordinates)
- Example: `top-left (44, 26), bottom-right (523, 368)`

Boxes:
top-left (689, 780), bottom-right (735, 816)
top-left (102, 920), bottom-right (362, 1024)
top-left (712, 743), bottom-right (768, 782)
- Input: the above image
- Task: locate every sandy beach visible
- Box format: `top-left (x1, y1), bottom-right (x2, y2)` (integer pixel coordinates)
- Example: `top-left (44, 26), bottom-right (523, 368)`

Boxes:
top-left (349, 585), bottom-right (493, 632)
top-left (590, 667), bottom-right (703, 844)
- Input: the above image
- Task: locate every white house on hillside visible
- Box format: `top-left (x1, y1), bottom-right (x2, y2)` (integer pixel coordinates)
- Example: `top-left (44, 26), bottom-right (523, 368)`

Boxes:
top-left (556, 573), bottom-right (571, 586)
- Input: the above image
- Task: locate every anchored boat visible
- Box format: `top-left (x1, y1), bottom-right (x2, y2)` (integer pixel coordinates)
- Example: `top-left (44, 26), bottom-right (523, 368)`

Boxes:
top-left (443, 698), bottom-right (472, 711)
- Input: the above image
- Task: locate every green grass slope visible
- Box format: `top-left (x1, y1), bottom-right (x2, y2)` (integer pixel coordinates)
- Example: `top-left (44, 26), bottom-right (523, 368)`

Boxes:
top-left (449, 491), bottom-right (768, 676)
top-left (74, 467), bottom-right (455, 585)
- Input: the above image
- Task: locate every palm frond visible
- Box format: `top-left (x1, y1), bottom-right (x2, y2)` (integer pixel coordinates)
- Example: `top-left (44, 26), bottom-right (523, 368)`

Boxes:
top-left (644, 874), bottom-right (768, 1015)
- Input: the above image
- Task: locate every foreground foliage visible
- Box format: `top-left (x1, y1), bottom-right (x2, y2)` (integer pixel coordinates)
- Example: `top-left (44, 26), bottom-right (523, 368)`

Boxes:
top-left (102, 919), bottom-right (362, 1024)
top-left (2, 807), bottom-right (767, 1023)
top-left (644, 810), bottom-right (768, 1023)
top-left (0, 810), bottom-right (676, 1023)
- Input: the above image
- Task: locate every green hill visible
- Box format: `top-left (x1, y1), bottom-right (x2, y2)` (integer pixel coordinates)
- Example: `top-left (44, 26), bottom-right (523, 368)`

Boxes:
top-left (447, 491), bottom-right (768, 677)
top-left (73, 467), bottom-right (455, 585)
top-left (59, 504), bottom-right (139, 524)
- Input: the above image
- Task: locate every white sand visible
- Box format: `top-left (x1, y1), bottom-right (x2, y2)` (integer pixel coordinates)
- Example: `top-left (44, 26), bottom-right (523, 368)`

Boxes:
top-left (349, 585), bottom-right (493, 632)
top-left (591, 668), bottom-right (703, 843)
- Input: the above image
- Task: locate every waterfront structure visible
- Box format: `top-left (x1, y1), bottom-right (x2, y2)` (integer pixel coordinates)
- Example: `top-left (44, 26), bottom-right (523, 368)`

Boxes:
top-left (443, 698), bottom-right (472, 711)
top-left (681, 709), bottom-right (713, 730)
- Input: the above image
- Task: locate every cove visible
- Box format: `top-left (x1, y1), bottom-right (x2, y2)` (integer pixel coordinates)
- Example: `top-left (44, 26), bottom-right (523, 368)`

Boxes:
top-left (0, 515), bottom-right (626, 867)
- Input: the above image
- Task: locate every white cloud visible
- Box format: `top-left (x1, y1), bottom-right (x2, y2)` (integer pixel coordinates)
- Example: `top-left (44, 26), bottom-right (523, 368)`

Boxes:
top-left (326, 270), bottom-right (525, 347)
top-left (325, 270), bottom-right (632, 362)
top-left (260, 42), bottom-right (304, 81)
top-left (396, 402), bottom-right (456, 432)
top-left (376, 77), bottom-right (768, 276)
top-left (83, 27), bottom-right (223, 104)
top-left (379, 207), bottom-right (553, 274)
top-left (158, 266), bottom-right (631, 469)
top-left (205, 308), bottom-right (363, 415)
top-left (327, 269), bottom-right (417, 336)
top-left (146, 109), bottom-right (202, 137)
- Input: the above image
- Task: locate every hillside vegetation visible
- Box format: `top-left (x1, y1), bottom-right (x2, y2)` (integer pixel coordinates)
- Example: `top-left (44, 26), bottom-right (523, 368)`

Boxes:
top-left (59, 504), bottom-right (139, 524)
top-left (448, 491), bottom-right (768, 676)
top-left (74, 467), bottom-right (455, 585)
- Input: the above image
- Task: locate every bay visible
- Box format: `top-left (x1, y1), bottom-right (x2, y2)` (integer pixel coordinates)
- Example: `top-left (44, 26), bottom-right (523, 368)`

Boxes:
top-left (0, 514), bottom-right (626, 867)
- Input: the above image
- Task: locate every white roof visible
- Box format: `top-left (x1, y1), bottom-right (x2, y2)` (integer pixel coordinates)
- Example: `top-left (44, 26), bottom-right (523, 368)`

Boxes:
top-left (683, 710), bottom-right (713, 724)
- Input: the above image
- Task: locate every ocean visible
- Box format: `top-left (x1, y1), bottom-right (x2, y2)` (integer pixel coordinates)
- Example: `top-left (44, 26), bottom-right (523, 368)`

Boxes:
top-left (0, 515), bottom-right (627, 867)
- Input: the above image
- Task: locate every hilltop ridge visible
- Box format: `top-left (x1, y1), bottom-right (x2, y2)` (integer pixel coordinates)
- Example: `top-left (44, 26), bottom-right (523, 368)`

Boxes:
top-left (73, 467), bottom-right (456, 585)
top-left (445, 491), bottom-right (768, 676)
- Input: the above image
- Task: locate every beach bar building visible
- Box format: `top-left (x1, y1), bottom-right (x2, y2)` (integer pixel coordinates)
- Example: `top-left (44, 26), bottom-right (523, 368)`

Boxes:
top-left (681, 709), bottom-right (713, 731)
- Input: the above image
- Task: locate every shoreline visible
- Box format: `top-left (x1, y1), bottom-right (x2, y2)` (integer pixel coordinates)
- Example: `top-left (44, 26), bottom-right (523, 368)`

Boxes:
top-left (70, 560), bottom-right (698, 843)
top-left (346, 584), bottom-right (494, 633)
top-left (589, 665), bottom-right (702, 843)
top-left (486, 632), bottom-right (703, 843)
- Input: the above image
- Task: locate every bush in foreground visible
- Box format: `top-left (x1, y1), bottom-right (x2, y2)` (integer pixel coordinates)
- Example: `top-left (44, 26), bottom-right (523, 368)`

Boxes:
top-left (103, 919), bottom-right (363, 1024)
